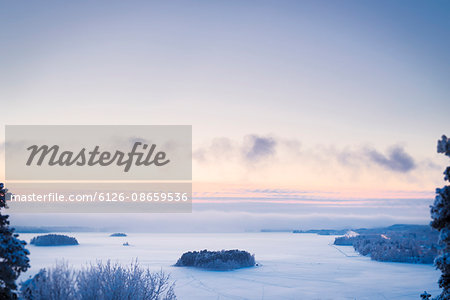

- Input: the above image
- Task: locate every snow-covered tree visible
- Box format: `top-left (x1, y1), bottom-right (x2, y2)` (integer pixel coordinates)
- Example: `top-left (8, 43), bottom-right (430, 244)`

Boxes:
top-left (0, 183), bottom-right (30, 299)
top-left (21, 260), bottom-right (176, 300)
top-left (421, 291), bottom-right (432, 299)
top-left (430, 135), bottom-right (450, 299)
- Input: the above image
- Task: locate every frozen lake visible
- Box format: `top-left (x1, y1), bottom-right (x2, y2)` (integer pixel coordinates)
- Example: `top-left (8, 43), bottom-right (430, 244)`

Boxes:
top-left (19, 232), bottom-right (440, 300)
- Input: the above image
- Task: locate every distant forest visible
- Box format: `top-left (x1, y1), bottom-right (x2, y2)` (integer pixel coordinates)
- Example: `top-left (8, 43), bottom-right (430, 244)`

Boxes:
top-left (333, 224), bottom-right (438, 264)
top-left (110, 233), bottom-right (127, 237)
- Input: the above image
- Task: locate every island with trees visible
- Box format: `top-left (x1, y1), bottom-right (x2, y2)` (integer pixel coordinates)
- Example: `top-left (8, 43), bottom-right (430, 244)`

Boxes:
top-left (110, 233), bottom-right (127, 237)
top-left (30, 234), bottom-right (79, 246)
top-left (175, 249), bottom-right (256, 270)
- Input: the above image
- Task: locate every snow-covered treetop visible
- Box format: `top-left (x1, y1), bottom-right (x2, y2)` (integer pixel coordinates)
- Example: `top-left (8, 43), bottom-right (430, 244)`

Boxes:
top-left (437, 135), bottom-right (450, 157)
top-left (437, 135), bottom-right (450, 182)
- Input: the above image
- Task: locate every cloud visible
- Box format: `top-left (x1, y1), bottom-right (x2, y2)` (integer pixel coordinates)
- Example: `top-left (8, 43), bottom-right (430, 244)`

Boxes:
top-left (333, 145), bottom-right (418, 173)
top-left (193, 137), bottom-right (235, 163)
top-left (366, 146), bottom-right (416, 172)
top-left (193, 134), bottom-right (425, 177)
top-left (243, 135), bottom-right (276, 162)
top-left (193, 135), bottom-right (280, 164)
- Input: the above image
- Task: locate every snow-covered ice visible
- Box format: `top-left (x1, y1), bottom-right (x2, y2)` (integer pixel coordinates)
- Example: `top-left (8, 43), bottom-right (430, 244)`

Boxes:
top-left (18, 232), bottom-right (440, 299)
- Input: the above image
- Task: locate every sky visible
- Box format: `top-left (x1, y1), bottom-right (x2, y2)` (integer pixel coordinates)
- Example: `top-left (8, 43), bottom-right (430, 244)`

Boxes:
top-left (1, 1), bottom-right (450, 230)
